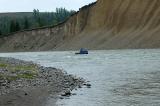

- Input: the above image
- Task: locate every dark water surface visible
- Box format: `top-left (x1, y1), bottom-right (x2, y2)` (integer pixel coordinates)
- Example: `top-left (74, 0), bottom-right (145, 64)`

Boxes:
top-left (0, 49), bottom-right (160, 106)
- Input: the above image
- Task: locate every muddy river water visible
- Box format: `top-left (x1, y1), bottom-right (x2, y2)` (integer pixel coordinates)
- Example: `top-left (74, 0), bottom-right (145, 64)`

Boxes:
top-left (0, 49), bottom-right (160, 106)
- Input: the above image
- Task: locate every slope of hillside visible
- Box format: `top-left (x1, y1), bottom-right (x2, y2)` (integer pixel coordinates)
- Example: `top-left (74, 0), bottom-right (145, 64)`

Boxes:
top-left (1, 0), bottom-right (160, 52)
top-left (57, 0), bottom-right (160, 50)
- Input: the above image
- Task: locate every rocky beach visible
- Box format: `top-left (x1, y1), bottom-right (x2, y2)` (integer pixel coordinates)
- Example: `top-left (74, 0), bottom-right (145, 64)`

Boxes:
top-left (0, 57), bottom-right (87, 106)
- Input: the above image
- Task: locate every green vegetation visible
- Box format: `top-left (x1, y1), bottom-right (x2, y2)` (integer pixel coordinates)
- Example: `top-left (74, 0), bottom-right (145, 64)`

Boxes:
top-left (0, 63), bottom-right (8, 68)
top-left (0, 73), bottom-right (36, 81)
top-left (17, 72), bottom-right (36, 79)
top-left (9, 20), bottom-right (20, 33)
top-left (10, 64), bottom-right (38, 73)
top-left (0, 30), bottom-right (2, 35)
top-left (0, 8), bottom-right (75, 37)
top-left (0, 62), bottom-right (38, 81)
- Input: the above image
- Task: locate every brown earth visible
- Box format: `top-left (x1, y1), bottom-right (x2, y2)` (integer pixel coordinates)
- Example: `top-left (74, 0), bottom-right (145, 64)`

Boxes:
top-left (1, 0), bottom-right (160, 52)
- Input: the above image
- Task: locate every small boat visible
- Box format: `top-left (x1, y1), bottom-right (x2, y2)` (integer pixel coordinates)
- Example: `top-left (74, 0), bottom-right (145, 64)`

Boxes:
top-left (75, 48), bottom-right (88, 54)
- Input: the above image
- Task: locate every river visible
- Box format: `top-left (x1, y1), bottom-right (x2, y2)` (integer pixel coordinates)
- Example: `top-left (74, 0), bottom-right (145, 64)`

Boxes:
top-left (0, 49), bottom-right (160, 106)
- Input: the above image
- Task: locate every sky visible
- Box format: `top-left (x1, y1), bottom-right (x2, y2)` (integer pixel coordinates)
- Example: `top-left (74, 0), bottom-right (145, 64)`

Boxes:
top-left (0, 0), bottom-right (96, 13)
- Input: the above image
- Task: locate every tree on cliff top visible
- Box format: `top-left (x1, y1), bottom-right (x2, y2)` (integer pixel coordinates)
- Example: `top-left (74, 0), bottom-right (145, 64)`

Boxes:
top-left (0, 30), bottom-right (2, 36)
top-left (0, 8), bottom-right (74, 36)
top-left (24, 17), bottom-right (29, 29)
top-left (15, 21), bottom-right (20, 31)
top-left (9, 20), bottom-right (16, 33)
top-left (9, 20), bottom-right (20, 33)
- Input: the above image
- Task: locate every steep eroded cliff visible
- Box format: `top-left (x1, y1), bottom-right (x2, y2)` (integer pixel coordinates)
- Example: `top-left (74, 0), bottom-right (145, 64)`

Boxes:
top-left (1, 0), bottom-right (160, 51)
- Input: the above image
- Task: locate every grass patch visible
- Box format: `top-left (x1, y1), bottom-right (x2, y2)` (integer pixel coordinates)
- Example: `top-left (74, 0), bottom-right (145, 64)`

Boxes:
top-left (0, 73), bottom-right (37, 81)
top-left (6, 76), bottom-right (18, 81)
top-left (0, 74), bottom-right (4, 79)
top-left (17, 73), bottom-right (36, 79)
top-left (11, 65), bottom-right (38, 73)
top-left (0, 72), bottom-right (37, 81)
top-left (0, 63), bottom-right (8, 68)
top-left (0, 63), bottom-right (38, 81)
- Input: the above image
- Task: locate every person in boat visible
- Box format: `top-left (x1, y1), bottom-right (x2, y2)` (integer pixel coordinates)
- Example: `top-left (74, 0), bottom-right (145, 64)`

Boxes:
top-left (76, 48), bottom-right (88, 54)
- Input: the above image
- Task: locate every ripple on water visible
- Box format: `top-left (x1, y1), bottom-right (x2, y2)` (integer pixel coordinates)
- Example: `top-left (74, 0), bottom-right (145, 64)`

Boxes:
top-left (0, 49), bottom-right (160, 106)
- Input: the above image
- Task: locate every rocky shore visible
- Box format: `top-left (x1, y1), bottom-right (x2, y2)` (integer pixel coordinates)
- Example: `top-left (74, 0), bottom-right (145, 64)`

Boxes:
top-left (0, 57), bottom-right (87, 106)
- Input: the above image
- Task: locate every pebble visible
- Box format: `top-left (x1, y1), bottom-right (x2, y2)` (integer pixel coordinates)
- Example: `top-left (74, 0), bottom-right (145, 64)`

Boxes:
top-left (0, 57), bottom-right (85, 96)
top-left (25, 93), bottom-right (28, 95)
top-left (61, 90), bottom-right (71, 96)
top-left (86, 83), bottom-right (91, 87)
top-left (59, 97), bottom-right (64, 99)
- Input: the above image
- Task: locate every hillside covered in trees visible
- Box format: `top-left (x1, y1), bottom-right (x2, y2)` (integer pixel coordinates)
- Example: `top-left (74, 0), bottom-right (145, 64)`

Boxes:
top-left (0, 8), bottom-right (75, 37)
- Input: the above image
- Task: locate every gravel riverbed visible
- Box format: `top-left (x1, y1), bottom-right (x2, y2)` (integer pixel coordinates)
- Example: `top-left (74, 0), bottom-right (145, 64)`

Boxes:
top-left (0, 57), bottom-right (87, 106)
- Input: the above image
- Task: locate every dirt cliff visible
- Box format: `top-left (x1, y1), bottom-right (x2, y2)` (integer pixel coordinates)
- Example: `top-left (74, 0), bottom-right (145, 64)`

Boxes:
top-left (1, 0), bottom-right (160, 52)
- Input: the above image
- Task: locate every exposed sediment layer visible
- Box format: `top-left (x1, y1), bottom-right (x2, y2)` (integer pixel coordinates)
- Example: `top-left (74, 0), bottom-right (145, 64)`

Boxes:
top-left (1, 0), bottom-right (160, 51)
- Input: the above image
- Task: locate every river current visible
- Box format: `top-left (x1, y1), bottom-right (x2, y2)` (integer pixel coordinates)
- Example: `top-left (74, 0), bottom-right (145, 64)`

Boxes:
top-left (0, 49), bottom-right (160, 106)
